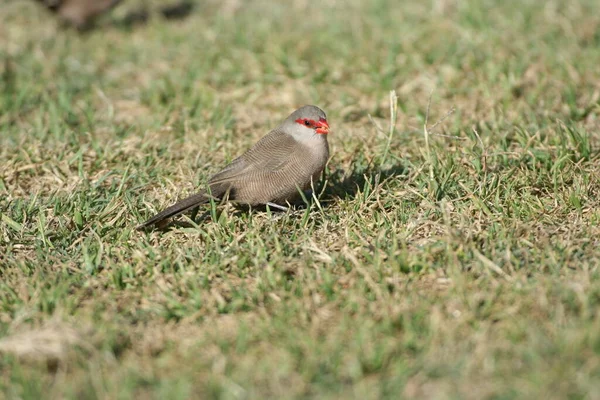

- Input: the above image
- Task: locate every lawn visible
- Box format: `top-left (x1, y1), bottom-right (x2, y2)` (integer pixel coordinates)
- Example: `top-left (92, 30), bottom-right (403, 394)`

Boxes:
top-left (1, 0), bottom-right (600, 398)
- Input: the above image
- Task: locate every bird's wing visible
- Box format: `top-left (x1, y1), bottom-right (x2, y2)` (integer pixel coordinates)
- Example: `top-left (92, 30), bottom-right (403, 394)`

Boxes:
top-left (208, 129), bottom-right (299, 185)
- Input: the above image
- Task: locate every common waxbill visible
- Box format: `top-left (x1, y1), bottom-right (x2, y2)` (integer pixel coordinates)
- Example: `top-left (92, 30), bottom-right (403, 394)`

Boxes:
top-left (137, 105), bottom-right (330, 229)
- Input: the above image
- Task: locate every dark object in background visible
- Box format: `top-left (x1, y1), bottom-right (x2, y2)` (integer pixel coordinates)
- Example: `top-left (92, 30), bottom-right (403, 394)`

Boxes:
top-left (33, 0), bottom-right (196, 31)
top-left (160, 1), bottom-right (194, 20)
top-left (34, 0), bottom-right (123, 30)
top-left (119, 1), bottom-right (195, 28)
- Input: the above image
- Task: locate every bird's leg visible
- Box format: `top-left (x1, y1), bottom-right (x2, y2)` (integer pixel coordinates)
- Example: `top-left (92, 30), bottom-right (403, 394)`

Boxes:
top-left (265, 202), bottom-right (289, 212)
top-left (303, 189), bottom-right (314, 204)
top-left (190, 206), bottom-right (200, 222)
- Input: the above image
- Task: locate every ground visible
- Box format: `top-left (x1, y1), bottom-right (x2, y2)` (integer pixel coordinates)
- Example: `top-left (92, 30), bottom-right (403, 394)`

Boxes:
top-left (1, 0), bottom-right (600, 398)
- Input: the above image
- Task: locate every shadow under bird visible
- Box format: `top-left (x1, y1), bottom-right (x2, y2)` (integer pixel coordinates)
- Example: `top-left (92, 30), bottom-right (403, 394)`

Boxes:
top-left (137, 105), bottom-right (331, 230)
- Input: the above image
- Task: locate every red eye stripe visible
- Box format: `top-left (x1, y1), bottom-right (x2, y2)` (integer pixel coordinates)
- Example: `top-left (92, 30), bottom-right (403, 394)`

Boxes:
top-left (295, 118), bottom-right (316, 127)
top-left (295, 117), bottom-right (330, 134)
top-left (295, 118), bottom-right (329, 127)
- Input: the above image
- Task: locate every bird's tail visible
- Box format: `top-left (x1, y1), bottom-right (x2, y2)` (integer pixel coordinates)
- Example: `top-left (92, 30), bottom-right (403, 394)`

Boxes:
top-left (136, 191), bottom-right (212, 230)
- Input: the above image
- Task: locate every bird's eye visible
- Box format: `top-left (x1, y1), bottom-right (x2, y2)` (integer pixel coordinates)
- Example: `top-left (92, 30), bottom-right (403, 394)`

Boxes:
top-left (304, 120), bottom-right (310, 126)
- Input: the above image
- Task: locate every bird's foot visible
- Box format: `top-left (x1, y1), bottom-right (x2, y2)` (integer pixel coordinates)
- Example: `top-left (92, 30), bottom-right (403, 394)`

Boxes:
top-left (265, 202), bottom-right (289, 212)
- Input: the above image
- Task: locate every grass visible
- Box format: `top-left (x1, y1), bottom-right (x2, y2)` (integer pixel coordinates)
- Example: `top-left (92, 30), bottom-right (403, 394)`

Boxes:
top-left (1, 0), bottom-right (600, 398)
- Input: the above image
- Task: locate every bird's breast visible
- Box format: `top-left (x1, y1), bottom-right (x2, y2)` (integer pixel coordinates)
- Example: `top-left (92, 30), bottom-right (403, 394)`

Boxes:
top-left (231, 138), bottom-right (328, 205)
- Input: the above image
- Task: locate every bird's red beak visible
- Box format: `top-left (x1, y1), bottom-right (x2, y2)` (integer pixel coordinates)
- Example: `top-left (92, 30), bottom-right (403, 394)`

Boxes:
top-left (315, 118), bottom-right (330, 134)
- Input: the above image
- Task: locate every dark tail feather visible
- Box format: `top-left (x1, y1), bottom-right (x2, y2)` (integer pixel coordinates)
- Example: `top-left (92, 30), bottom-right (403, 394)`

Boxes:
top-left (136, 191), bottom-right (210, 230)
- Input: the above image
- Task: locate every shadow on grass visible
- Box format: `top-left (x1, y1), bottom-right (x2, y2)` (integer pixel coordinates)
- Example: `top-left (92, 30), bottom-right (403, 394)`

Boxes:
top-left (321, 163), bottom-right (406, 204)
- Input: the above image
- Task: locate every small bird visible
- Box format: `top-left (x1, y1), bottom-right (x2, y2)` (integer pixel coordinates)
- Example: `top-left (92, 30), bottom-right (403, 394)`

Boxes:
top-left (137, 105), bottom-right (331, 230)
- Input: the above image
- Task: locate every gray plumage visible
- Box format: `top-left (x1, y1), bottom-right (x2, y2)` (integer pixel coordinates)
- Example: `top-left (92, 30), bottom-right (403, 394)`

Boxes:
top-left (137, 105), bottom-right (330, 229)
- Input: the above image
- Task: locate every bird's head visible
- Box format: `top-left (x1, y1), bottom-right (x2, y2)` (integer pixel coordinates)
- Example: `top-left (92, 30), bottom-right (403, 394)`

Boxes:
top-left (283, 105), bottom-right (330, 141)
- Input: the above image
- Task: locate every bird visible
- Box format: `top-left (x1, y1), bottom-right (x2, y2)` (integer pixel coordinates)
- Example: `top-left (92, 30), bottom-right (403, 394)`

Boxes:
top-left (34, 0), bottom-right (123, 30)
top-left (137, 105), bottom-right (331, 230)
